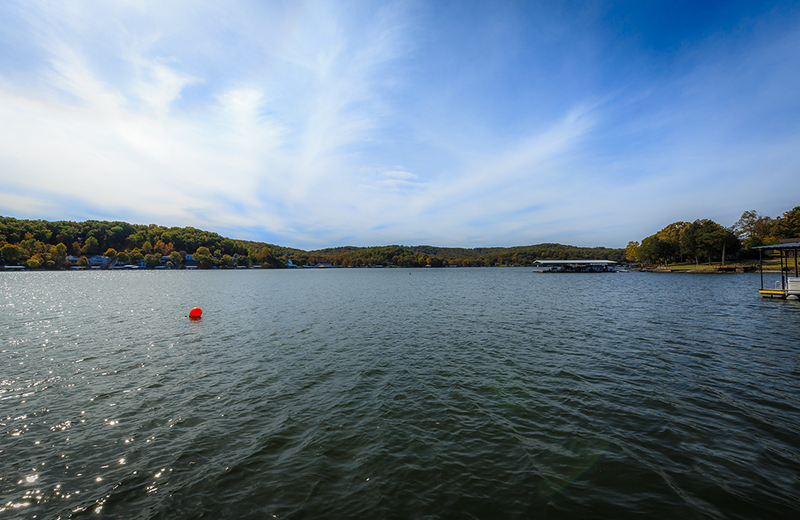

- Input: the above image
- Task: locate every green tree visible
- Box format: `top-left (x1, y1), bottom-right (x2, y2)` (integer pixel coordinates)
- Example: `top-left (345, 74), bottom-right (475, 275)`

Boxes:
top-left (772, 206), bottom-right (800, 240)
top-left (51, 223), bottom-right (78, 247)
top-left (656, 222), bottom-right (689, 262)
top-left (145, 254), bottom-right (161, 268)
top-left (126, 231), bottom-right (147, 249)
top-left (693, 220), bottom-right (740, 265)
top-left (733, 210), bottom-right (774, 240)
top-left (260, 247), bottom-right (284, 268)
top-left (129, 249), bottom-right (144, 265)
top-left (733, 210), bottom-right (777, 254)
top-left (1, 243), bottom-right (26, 265)
top-left (108, 225), bottom-right (129, 250)
top-left (77, 256), bottom-right (90, 267)
top-left (26, 257), bottom-right (40, 269)
top-left (20, 233), bottom-right (46, 258)
top-left (169, 251), bottom-right (183, 268)
top-left (50, 243), bottom-right (68, 269)
top-left (81, 236), bottom-right (100, 255)
top-left (194, 246), bottom-right (213, 268)
top-left (680, 221), bottom-right (701, 264)
top-left (639, 235), bottom-right (675, 265)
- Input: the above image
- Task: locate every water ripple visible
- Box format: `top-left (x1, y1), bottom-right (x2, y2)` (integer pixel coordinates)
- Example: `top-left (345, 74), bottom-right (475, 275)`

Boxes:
top-left (2, 270), bottom-right (800, 518)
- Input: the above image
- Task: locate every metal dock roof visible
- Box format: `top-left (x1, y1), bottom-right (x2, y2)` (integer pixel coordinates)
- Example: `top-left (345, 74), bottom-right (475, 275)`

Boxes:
top-left (532, 260), bottom-right (617, 265)
top-left (754, 242), bottom-right (800, 249)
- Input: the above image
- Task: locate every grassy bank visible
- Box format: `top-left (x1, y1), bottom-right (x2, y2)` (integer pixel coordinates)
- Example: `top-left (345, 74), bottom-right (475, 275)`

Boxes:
top-left (644, 259), bottom-right (787, 272)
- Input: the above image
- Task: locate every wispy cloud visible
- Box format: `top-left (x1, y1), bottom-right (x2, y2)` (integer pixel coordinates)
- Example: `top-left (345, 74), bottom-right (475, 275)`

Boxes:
top-left (1, 1), bottom-right (798, 248)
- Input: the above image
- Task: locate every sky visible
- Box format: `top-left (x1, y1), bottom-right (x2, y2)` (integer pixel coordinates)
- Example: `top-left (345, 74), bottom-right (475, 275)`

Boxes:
top-left (1, 1), bottom-right (799, 250)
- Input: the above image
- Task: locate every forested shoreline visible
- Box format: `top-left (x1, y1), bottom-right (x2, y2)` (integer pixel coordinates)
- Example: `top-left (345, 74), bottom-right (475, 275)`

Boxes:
top-left (2, 206), bottom-right (797, 270)
top-left (627, 206), bottom-right (800, 265)
top-left (0, 217), bottom-right (623, 269)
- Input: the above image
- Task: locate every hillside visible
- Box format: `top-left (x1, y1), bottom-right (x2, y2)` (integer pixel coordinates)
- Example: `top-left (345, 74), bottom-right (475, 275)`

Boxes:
top-left (0, 216), bottom-right (624, 269)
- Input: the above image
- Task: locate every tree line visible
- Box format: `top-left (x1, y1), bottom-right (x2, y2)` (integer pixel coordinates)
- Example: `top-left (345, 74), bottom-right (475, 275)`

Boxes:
top-left (7, 207), bottom-right (798, 270)
top-left (627, 206), bottom-right (800, 265)
top-left (0, 216), bottom-right (624, 269)
top-left (291, 243), bottom-right (625, 268)
top-left (0, 218), bottom-right (286, 269)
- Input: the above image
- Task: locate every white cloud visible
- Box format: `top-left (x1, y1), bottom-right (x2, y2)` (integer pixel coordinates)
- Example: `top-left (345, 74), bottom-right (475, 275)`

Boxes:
top-left (0, 1), bottom-right (798, 249)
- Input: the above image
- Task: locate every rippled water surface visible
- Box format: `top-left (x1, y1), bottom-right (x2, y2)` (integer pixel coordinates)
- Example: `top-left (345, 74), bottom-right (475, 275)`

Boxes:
top-left (2, 269), bottom-right (799, 519)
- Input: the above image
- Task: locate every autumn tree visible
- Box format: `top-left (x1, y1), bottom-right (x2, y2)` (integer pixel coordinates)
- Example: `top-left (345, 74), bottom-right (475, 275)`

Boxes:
top-left (154, 241), bottom-right (173, 255)
top-left (625, 241), bottom-right (639, 261)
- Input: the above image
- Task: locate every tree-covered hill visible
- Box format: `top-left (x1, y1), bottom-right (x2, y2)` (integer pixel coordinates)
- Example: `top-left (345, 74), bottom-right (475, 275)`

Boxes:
top-left (0, 216), bottom-right (623, 269)
top-left (0, 217), bottom-right (292, 269)
top-left (284, 242), bottom-right (624, 267)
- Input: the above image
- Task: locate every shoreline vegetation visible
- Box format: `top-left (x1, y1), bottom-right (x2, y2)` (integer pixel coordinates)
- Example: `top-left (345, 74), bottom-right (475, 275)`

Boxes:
top-left (2, 206), bottom-right (797, 271)
top-left (1, 216), bottom-right (624, 270)
top-left (626, 206), bottom-right (800, 272)
top-left (633, 261), bottom-right (784, 273)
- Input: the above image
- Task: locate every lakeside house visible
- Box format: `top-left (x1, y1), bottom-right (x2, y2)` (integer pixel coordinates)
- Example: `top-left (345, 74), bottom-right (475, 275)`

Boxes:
top-left (67, 255), bottom-right (118, 269)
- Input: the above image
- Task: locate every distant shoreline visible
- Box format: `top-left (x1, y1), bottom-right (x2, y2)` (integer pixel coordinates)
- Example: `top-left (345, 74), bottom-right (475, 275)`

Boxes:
top-left (1, 265), bottom-right (788, 273)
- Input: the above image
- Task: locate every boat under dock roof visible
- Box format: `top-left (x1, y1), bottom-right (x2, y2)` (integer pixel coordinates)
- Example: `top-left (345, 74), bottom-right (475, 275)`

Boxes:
top-left (754, 241), bottom-right (799, 298)
top-left (532, 260), bottom-right (617, 265)
top-left (532, 259), bottom-right (618, 273)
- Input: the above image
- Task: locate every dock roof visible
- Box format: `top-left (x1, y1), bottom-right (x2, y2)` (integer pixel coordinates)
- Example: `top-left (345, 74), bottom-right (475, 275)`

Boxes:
top-left (532, 260), bottom-right (617, 265)
top-left (754, 242), bottom-right (800, 250)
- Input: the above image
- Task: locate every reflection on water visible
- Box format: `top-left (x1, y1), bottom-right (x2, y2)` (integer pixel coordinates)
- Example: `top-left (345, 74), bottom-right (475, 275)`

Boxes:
top-left (540, 438), bottom-right (610, 498)
top-left (1, 269), bottom-right (799, 518)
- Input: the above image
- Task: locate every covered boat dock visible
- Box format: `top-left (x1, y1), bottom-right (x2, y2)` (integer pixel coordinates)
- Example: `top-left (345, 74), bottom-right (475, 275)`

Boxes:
top-left (532, 260), bottom-right (618, 273)
top-left (755, 241), bottom-right (800, 299)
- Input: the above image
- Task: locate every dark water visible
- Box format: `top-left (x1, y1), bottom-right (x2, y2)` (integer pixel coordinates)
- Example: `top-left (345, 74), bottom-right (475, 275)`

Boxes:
top-left (2, 269), bottom-right (799, 519)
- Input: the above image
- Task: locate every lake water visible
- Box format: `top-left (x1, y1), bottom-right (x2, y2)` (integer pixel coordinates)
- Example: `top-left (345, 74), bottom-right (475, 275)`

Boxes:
top-left (2, 269), bottom-right (799, 519)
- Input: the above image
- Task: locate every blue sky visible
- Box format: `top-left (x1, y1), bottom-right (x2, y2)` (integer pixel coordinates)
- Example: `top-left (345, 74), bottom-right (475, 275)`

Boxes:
top-left (1, 1), bottom-right (798, 249)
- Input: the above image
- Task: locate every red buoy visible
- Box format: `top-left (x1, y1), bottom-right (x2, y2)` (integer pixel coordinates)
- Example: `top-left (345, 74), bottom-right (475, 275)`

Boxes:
top-left (189, 307), bottom-right (203, 319)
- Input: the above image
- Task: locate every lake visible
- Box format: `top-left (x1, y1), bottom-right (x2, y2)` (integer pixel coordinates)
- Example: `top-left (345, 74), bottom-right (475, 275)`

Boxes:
top-left (2, 269), bottom-right (799, 519)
